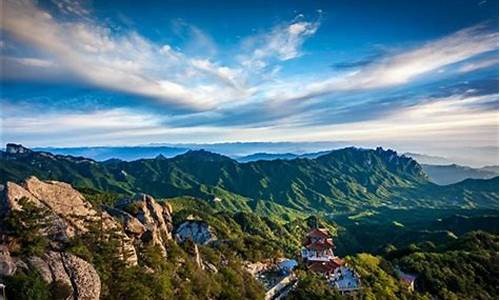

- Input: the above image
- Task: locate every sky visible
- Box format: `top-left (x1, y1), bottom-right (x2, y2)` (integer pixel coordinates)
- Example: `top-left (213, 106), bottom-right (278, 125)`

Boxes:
top-left (0, 0), bottom-right (499, 166)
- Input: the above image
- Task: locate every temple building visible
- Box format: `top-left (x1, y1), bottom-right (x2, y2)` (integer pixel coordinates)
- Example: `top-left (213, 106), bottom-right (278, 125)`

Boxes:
top-left (301, 228), bottom-right (362, 296)
top-left (301, 228), bottom-right (333, 259)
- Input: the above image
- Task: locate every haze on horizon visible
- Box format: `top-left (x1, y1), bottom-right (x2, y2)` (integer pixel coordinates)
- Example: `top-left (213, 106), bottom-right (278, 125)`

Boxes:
top-left (0, 0), bottom-right (498, 166)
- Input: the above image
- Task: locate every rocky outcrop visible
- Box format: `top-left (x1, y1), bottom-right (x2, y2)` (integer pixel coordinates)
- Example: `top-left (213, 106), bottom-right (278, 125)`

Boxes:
top-left (113, 193), bottom-right (174, 256)
top-left (5, 143), bottom-right (31, 154)
top-left (2, 176), bottom-right (138, 264)
top-left (0, 245), bottom-right (16, 276)
top-left (26, 251), bottom-right (100, 300)
top-left (175, 220), bottom-right (217, 245)
top-left (0, 246), bottom-right (101, 300)
top-left (105, 206), bottom-right (146, 236)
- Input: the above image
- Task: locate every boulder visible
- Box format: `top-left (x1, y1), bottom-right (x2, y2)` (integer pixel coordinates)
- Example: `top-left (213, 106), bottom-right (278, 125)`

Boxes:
top-left (27, 251), bottom-right (100, 300)
top-left (61, 252), bottom-right (101, 300)
top-left (27, 256), bottom-right (54, 283)
top-left (175, 220), bottom-right (217, 245)
top-left (0, 246), bottom-right (16, 276)
top-left (0, 247), bottom-right (100, 300)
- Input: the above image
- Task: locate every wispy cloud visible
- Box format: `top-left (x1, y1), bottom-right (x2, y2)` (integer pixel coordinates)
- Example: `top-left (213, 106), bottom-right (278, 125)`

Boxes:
top-left (238, 15), bottom-right (320, 71)
top-left (3, 0), bottom-right (496, 112)
top-left (3, 57), bottom-right (55, 68)
top-left (2, 90), bottom-right (497, 151)
top-left (51, 0), bottom-right (91, 18)
top-left (458, 56), bottom-right (498, 73)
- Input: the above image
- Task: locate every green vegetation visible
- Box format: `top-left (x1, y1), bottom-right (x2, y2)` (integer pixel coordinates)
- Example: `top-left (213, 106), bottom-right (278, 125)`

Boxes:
top-left (393, 231), bottom-right (499, 300)
top-left (68, 208), bottom-right (266, 300)
top-left (286, 270), bottom-right (343, 299)
top-left (169, 196), bottom-right (336, 259)
top-left (4, 197), bottom-right (50, 256)
top-left (346, 254), bottom-right (428, 300)
top-left (288, 232), bottom-right (498, 300)
top-left (2, 148), bottom-right (497, 219)
top-left (332, 207), bottom-right (498, 255)
top-left (4, 270), bottom-right (52, 300)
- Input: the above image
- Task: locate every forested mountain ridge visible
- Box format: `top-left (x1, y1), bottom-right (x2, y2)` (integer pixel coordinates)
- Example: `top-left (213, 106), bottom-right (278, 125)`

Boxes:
top-left (1, 144), bottom-right (498, 216)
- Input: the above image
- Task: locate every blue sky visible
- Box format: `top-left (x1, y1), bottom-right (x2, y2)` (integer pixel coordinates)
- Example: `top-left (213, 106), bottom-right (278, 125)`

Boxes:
top-left (0, 0), bottom-right (499, 165)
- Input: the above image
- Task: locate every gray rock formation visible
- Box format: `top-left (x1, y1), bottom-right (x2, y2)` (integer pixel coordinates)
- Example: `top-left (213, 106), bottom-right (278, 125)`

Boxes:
top-left (175, 220), bottom-right (217, 245)
top-left (105, 206), bottom-right (146, 236)
top-left (0, 247), bottom-right (100, 300)
top-left (0, 246), bottom-right (16, 276)
top-left (113, 193), bottom-right (174, 256)
top-left (29, 251), bottom-right (100, 300)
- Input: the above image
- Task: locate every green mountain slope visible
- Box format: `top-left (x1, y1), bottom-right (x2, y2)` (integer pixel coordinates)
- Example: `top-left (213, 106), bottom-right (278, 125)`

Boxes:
top-left (1, 145), bottom-right (497, 215)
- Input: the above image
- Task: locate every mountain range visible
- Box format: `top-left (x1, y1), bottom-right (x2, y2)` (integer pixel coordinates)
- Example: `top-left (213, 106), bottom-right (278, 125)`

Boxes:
top-left (421, 164), bottom-right (499, 185)
top-left (23, 145), bottom-right (498, 185)
top-left (1, 144), bottom-right (497, 218)
top-left (29, 142), bottom-right (349, 161)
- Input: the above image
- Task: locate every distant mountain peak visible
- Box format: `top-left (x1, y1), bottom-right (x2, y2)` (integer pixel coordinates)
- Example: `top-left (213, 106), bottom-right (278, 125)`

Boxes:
top-left (317, 146), bottom-right (425, 179)
top-left (155, 154), bottom-right (168, 160)
top-left (5, 143), bottom-right (32, 154)
top-left (176, 149), bottom-right (233, 162)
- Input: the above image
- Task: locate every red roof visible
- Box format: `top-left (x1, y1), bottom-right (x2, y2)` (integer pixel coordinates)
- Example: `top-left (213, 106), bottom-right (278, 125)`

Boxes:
top-left (331, 257), bottom-right (345, 267)
top-left (308, 259), bottom-right (342, 274)
top-left (308, 262), bottom-right (336, 274)
top-left (306, 228), bottom-right (330, 238)
top-left (305, 241), bottom-right (333, 251)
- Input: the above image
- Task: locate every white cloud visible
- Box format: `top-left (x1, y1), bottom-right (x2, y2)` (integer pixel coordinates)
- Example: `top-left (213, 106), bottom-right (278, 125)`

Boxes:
top-left (282, 94), bottom-right (498, 145)
top-left (238, 17), bottom-right (320, 71)
top-left (4, 57), bottom-right (55, 68)
top-left (458, 57), bottom-right (498, 73)
top-left (343, 25), bottom-right (498, 88)
top-left (1, 0), bottom-right (242, 110)
top-left (51, 0), bottom-right (91, 18)
top-left (189, 58), bottom-right (244, 89)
